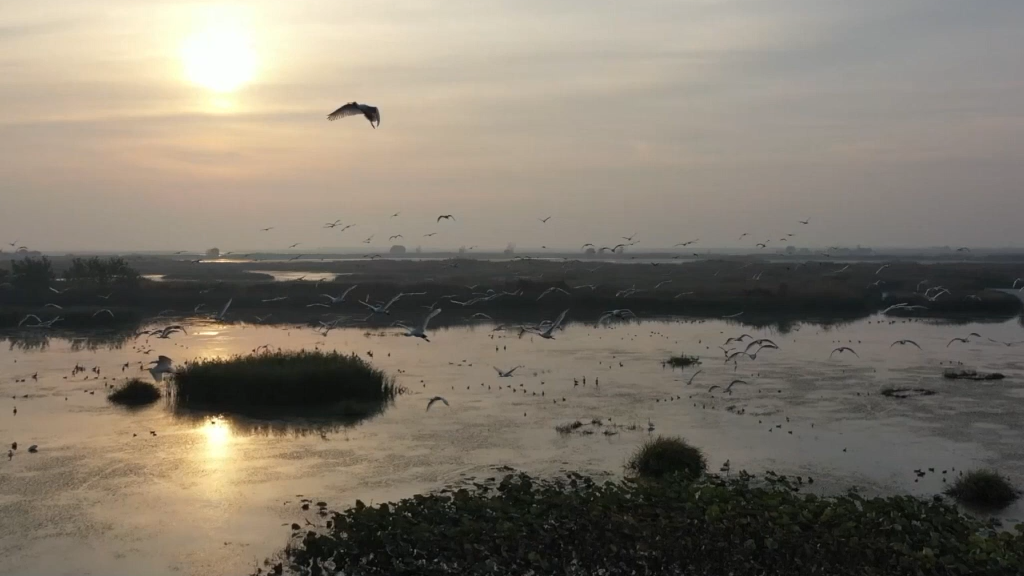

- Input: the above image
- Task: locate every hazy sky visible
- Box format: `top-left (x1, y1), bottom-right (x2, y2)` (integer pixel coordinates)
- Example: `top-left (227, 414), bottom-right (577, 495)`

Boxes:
top-left (2, 0), bottom-right (1023, 252)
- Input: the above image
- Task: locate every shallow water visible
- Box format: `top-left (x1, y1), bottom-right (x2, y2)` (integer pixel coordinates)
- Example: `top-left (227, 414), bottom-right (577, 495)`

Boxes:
top-left (2, 315), bottom-right (1024, 575)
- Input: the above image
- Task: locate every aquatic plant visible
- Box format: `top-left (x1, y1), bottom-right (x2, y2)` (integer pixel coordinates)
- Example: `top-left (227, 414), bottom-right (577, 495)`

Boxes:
top-left (880, 386), bottom-right (936, 398)
top-left (270, 471), bottom-right (1024, 576)
top-left (943, 369), bottom-right (1005, 381)
top-left (107, 378), bottom-right (161, 406)
top-left (626, 435), bottom-right (706, 479)
top-left (945, 468), bottom-right (1019, 509)
top-left (666, 353), bottom-right (701, 367)
top-left (555, 420), bottom-right (584, 434)
top-left (171, 349), bottom-right (398, 410)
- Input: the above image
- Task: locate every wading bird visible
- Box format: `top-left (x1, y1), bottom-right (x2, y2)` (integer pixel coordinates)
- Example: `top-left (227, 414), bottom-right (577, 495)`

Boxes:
top-left (327, 102), bottom-right (380, 128)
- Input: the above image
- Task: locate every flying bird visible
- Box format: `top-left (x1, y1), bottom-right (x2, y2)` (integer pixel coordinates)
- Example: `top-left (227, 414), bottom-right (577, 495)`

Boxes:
top-left (830, 346), bottom-right (859, 358)
top-left (684, 370), bottom-right (703, 385)
top-left (327, 102), bottom-right (380, 128)
top-left (536, 286), bottom-right (570, 301)
top-left (622, 233), bottom-right (637, 242)
top-left (389, 235), bottom-right (403, 241)
top-left (396, 308), bottom-right (442, 341)
top-left (260, 227), bottom-right (274, 232)
top-left (799, 218), bottom-right (810, 225)
top-left (538, 216), bottom-right (552, 223)
top-left (526, 309), bottom-right (569, 339)
top-left (17, 314), bottom-right (41, 327)
top-left (426, 396), bottom-right (449, 411)
top-left (148, 355), bottom-right (174, 382)
top-left (437, 214), bottom-right (455, 222)
top-left (875, 264), bottom-right (890, 275)
top-left (423, 232), bottom-right (438, 237)
top-left (321, 285), bottom-right (359, 305)
top-left (92, 309), bottom-right (114, 318)
top-left (890, 339), bottom-right (922, 350)
top-left (494, 366), bottom-right (522, 377)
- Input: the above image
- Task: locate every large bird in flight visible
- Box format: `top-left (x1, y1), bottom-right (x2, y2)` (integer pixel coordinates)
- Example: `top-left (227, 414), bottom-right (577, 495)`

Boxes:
top-left (327, 102), bottom-right (380, 128)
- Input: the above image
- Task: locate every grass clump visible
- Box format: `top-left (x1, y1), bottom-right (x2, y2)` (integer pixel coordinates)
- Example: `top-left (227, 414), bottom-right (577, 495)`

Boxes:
top-left (171, 349), bottom-right (398, 410)
top-left (666, 353), bottom-right (701, 367)
top-left (626, 436), bottom-right (707, 479)
top-left (107, 378), bottom-right (161, 406)
top-left (555, 420), bottom-right (584, 435)
top-left (945, 468), bottom-right (1019, 509)
top-left (273, 472), bottom-right (1024, 576)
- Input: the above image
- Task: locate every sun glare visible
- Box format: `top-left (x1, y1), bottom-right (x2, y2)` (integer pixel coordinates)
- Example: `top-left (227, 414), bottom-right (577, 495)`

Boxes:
top-left (181, 21), bottom-right (257, 93)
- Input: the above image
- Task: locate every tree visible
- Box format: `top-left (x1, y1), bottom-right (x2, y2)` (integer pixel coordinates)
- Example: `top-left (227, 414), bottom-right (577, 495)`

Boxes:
top-left (206, 248), bottom-right (221, 259)
top-left (784, 245), bottom-right (796, 255)
top-left (63, 257), bottom-right (140, 287)
top-left (11, 256), bottom-right (55, 289)
top-left (389, 245), bottom-right (407, 255)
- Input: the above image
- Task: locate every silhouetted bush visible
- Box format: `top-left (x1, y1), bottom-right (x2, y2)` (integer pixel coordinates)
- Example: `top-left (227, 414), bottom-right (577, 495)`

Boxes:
top-left (627, 436), bottom-right (707, 479)
top-left (108, 378), bottom-right (161, 406)
top-left (945, 469), bottom-right (1019, 509)
top-left (172, 349), bottom-right (398, 410)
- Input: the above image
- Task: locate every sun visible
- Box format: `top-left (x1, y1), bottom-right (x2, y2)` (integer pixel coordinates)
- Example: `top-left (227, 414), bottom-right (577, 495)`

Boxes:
top-left (181, 21), bottom-right (257, 93)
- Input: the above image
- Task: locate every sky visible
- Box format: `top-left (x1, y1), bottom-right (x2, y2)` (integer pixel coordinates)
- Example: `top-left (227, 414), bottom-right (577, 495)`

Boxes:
top-left (1, 0), bottom-right (1023, 253)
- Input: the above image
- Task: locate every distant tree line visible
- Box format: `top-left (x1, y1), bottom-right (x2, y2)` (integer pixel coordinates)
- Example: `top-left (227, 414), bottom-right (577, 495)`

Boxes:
top-left (3, 256), bottom-right (140, 290)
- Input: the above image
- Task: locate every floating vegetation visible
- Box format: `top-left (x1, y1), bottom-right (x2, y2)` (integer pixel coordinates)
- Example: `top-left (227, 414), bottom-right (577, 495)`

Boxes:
top-left (943, 369), bottom-right (1005, 381)
top-left (107, 378), bottom-right (161, 407)
top-left (880, 386), bottom-right (936, 399)
top-left (269, 471), bottom-right (1024, 576)
top-left (666, 353), bottom-right (701, 367)
top-left (945, 469), bottom-right (1020, 510)
top-left (626, 436), bottom-right (707, 479)
top-left (171, 349), bottom-right (399, 412)
top-left (554, 420), bottom-right (584, 434)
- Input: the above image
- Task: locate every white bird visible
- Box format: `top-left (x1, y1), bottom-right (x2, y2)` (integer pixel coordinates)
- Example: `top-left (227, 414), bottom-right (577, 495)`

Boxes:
top-left (214, 298), bottom-right (232, 320)
top-left (48, 286), bottom-right (70, 295)
top-left (536, 287), bottom-right (570, 301)
top-left (598, 309), bottom-right (635, 324)
top-left (17, 314), bottom-right (41, 327)
top-left (494, 365), bottom-right (522, 377)
top-left (396, 308), bottom-right (441, 341)
top-left (875, 264), bottom-right (890, 275)
top-left (44, 303), bottom-right (63, 310)
top-left (361, 292), bottom-right (423, 316)
top-left (262, 296), bottom-right (289, 303)
top-left (327, 102), bottom-right (380, 128)
top-left (722, 311), bottom-right (744, 319)
top-left (530, 309), bottom-right (568, 339)
top-left (653, 280), bottom-right (673, 289)
top-left (148, 355), bottom-right (174, 382)
top-left (469, 312), bottom-right (492, 320)
top-left (426, 396), bottom-right (449, 411)
top-left (321, 285), bottom-right (359, 305)
top-left (92, 309), bottom-right (114, 318)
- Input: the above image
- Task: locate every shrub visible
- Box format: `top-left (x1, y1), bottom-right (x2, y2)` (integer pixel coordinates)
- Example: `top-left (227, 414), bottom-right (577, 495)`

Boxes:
top-left (945, 468), bottom-right (1019, 509)
top-left (171, 349), bottom-right (398, 411)
top-left (10, 256), bottom-right (54, 289)
top-left (108, 378), bottom-right (161, 406)
top-left (274, 472), bottom-right (1024, 576)
top-left (666, 354), bottom-right (700, 367)
top-left (63, 256), bottom-right (140, 286)
top-left (626, 436), bottom-right (706, 479)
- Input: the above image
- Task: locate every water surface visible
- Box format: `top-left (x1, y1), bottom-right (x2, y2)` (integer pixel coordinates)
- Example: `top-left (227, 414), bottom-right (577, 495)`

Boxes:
top-left (2, 315), bottom-right (1023, 575)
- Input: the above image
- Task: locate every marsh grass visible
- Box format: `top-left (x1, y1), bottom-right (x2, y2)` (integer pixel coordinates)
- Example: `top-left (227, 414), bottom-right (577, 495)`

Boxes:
top-left (107, 378), bottom-right (161, 406)
top-left (555, 420), bottom-right (584, 435)
top-left (171, 349), bottom-right (399, 411)
top-left (626, 436), bottom-right (707, 479)
top-left (666, 353), bottom-right (701, 367)
top-left (945, 469), bottom-right (1019, 509)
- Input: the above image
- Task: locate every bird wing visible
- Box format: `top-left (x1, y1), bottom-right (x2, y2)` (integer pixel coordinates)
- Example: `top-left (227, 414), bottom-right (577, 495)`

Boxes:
top-left (708, 385), bottom-right (720, 392)
top-left (219, 298), bottom-right (232, 318)
top-left (327, 102), bottom-right (363, 121)
top-left (686, 370), bottom-right (703, 385)
top-left (493, 366), bottom-right (503, 375)
top-left (421, 308), bottom-right (442, 332)
top-left (365, 106), bottom-right (380, 126)
top-left (341, 285), bottom-right (359, 299)
top-left (550, 309), bottom-right (569, 332)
